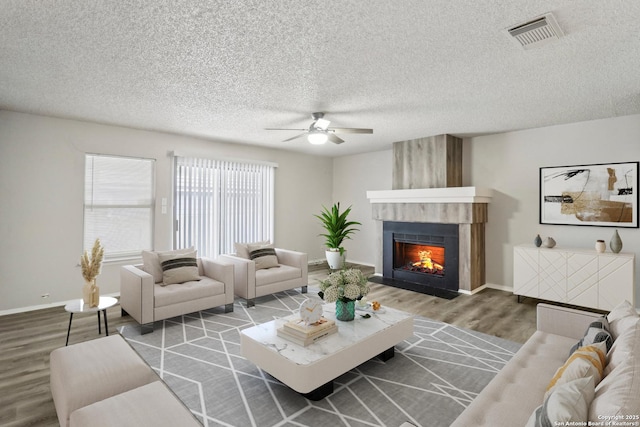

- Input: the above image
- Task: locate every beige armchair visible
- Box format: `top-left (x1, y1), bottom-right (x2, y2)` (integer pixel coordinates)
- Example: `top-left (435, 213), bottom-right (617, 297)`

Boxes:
top-left (120, 257), bottom-right (234, 333)
top-left (220, 248), bottom-right (308, 307)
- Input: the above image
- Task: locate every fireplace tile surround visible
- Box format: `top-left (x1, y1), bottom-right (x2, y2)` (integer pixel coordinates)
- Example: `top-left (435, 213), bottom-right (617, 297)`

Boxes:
top-left (367, 195), bottom-right (490, 293)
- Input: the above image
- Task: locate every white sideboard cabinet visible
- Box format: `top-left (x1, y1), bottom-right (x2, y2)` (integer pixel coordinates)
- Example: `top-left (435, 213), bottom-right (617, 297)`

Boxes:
top-left (513, 244), bottom-right (635, 311)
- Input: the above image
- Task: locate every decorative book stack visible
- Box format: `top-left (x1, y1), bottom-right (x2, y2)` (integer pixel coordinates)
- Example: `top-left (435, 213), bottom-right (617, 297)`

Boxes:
top-left (277, 317), bottom-right (337, 346)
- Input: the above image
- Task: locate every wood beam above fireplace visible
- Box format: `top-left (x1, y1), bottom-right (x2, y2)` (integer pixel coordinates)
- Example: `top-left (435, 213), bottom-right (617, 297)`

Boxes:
top-left (393, 134), bottom-right (462, 189)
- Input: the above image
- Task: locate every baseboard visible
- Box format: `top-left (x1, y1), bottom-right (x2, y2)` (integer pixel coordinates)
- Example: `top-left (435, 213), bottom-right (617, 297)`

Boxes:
top-left (345, 259), bottom-right (375, 268)
top-left (310, 258), bottom-right (375, 268)
top-left (458, 285), bottom-right (486, 295)
top-left (485, 282), bottom-right (514, 292)
top-left (458, 282), bottom-right (513, 296)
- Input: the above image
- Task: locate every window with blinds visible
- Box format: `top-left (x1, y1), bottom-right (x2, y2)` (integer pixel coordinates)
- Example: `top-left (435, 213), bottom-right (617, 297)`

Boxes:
top-left (174, 156), bottom-right (275, 258)
top-left (84, 154), bottom-right (155, 259)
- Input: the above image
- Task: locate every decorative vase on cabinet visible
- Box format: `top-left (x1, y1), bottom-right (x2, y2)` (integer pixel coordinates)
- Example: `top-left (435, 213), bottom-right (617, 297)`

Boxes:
top-left (610, 230), bottom-right (623, 253)
top-left (542, 237), bottom-right (556, 248)
top-left (534, 234), bottom-right (542, 247)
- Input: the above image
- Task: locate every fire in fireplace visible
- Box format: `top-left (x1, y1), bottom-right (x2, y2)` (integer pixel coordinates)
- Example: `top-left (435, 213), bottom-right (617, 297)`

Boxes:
top-left (394, 242), bottom-right (445, 276)
top-left (382, 221), bottom-right (459, 293)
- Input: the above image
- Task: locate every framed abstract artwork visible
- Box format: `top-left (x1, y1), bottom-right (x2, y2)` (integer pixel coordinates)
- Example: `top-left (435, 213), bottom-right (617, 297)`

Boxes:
top-left (540, 161), bottom-right (638, 227)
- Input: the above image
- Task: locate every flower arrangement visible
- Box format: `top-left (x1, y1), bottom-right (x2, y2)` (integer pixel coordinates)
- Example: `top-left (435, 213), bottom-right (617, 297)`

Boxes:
top-left (81, 238), bottom-right (104, 283)
top-left (318, 268), bottom-right (370, 303)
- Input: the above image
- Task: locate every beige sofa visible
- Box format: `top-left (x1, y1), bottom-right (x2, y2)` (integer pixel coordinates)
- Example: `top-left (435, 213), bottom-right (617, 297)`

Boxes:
top-left (50, 335), bottom-right (200, 427)
top-left (120, 257), bottom-right (234, 333)
top-left (220, 248), bottom-right (308, 307)
top-left (451, 302), bottom-right (640, 426)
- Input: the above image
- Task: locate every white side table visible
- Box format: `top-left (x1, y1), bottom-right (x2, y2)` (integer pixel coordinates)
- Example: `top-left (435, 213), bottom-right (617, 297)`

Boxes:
top-left (64, 296), bottom-right (119, 346)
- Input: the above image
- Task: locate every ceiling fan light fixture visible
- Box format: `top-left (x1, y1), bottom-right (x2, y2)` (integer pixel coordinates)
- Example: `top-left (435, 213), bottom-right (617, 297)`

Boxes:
top-left (308, 130), bottom-right (328, 145)
top-left (266, 111), bottom-right (372, 145)
top-left (314, 118), bottom-right (331, 130)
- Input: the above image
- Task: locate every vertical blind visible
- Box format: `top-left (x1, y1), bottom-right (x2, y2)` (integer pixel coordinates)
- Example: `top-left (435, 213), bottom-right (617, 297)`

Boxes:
top-left (84, 154), bottom-right (155, 258)
top-left (174, 156), bottom-right (275, 258)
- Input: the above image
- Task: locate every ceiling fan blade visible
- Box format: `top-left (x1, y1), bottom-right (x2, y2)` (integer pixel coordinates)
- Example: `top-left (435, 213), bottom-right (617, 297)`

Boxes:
top-left (329, 128), bottom-right (373, 134)
top-left (282, 133), bottom-right (307, 142)
top-left (265, 128), bottom-right (307, 131)
top-left (328, 133), bottom-right (345, 144)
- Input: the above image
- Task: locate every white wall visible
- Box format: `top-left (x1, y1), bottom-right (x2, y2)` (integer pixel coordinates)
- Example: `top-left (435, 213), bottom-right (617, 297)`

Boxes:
top-left (332, 150), bottom-right (392, 269)
top-left (467, 113), bottom-right (640, 307)
top-left (0, 111), bottom-right (332, 312)
top-left (330, 114), bottom-right (640, 308)
top-left (3, 110), bottom-right (638, 312)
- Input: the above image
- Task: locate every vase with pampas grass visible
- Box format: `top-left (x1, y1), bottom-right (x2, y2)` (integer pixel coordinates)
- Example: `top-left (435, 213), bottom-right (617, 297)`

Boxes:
top-left (81, 238), bottom-right (104, 307)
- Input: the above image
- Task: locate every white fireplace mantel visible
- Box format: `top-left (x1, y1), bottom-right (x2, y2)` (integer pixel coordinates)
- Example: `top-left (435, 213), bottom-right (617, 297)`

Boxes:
top-left (366, 187), bottom-right (493, 204)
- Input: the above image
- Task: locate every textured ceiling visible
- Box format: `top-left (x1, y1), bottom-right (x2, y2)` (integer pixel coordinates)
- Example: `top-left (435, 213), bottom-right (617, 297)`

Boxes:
top-left (2, 1), bottom-right (640, 157)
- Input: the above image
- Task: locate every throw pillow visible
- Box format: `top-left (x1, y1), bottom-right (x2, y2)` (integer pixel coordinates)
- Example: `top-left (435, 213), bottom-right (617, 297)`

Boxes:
top-left (157, 250), bottom-right (200, 285)
top-left (234, 240), bottom-right (270, 259)
top-left (248, 243), bottom-right (278, 270)
top-left (142, 247), bottom-right (195, 283)
top-left (605, 321), bottom-right (640, 374)
top-left (526, 376), bottom-right (595, 427)
top-left (570, 316), bottom-right (613, 355)
top-left (546, 341), bottom-right (606, 398)
top-left (589, 357), bottom-right (640, 423)
top-left (607, 300), bottom-right (640, 340)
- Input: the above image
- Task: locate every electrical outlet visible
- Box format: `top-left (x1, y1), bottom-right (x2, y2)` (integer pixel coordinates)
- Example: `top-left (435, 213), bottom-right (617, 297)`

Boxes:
top-left (41, 293), bottom-right (50, 299)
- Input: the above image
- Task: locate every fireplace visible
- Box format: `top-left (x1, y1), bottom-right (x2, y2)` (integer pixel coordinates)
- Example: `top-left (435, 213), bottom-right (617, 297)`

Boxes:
top-left (367, 134), bottom-right (491, 295)
top-left (383, 221), bottom-right (459, 292)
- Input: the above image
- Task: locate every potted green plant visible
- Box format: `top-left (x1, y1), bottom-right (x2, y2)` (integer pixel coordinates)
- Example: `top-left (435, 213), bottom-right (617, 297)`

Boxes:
top-left (314, 202), bottom-right (361, 269)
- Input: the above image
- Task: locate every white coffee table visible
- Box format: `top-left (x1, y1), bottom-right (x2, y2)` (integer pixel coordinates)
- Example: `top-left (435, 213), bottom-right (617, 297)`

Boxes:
top-left (241, 303), bottom-right (414, 400)
top-left (64, 296), bottom-right (119, 346)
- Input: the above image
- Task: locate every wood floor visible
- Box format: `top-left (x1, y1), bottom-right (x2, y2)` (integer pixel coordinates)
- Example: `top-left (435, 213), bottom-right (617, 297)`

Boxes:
top-left (331, 264), bottom-right (538, 344)
top-left (0, 265), bottom-right (537, 426)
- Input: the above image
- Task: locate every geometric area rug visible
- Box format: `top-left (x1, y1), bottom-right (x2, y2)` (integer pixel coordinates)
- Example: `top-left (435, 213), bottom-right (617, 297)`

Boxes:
top-left (119, 288), bottom-right (521, 427)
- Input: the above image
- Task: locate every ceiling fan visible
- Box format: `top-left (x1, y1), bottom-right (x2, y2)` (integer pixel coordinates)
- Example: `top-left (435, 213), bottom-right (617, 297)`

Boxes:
top-left (265, 112), bottom-right (373, 145)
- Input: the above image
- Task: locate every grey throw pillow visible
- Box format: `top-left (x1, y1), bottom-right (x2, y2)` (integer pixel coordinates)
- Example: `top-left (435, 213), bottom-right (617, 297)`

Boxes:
top-left (158, 250), bottom-right (200, 285)
top-left (234, 240), bottom-right (270, 259)
top-left (248, 244), bottom-right (278, 270)
top-left (142, 246), bottom-right (195, 283)
top-left (570, 316), bottom-right (613, 355)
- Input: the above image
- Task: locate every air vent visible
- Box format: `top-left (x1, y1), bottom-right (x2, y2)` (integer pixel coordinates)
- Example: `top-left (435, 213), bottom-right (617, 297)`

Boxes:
top-left (507, 13), bottom-right (564, 50)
